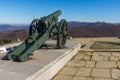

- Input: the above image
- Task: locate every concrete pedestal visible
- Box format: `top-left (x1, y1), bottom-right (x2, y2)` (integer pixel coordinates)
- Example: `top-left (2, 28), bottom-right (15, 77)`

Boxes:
top-left (0, 40), bottom-right (81, 80)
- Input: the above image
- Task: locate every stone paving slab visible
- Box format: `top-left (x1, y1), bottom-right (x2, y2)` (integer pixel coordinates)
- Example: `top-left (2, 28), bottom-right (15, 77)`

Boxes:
top-left (76, 68), bottom-right (92, 77)
top-left (59, 67), bottom-right (78, 76)
top-left (92, 69), bottom-right (111, 78)
top-left (52, 75), bottom-right (73, 80)
top-left (111, 69), bottom-right (120, 79)
top-left (96, 61), bottom-right (117, 68)
top-left (85, 61), bottom-right (95, 68)
top-left (0, 40), bottom-right (80, 80)
top-left (72, 76), bottom-right (94, 80)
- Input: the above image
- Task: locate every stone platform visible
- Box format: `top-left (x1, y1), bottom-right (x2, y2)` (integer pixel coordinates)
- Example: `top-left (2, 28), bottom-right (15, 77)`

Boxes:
top-left (52, 37), bottom-right (120, 80)
top-left (52, 51), bottom-right (120, 80)
top-left (0, 40), bottom-right (80, 80)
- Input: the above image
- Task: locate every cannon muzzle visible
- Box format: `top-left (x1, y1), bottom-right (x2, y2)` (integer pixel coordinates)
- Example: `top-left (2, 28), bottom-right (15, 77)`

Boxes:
top-left (46, 10), bottom-right (62, 21)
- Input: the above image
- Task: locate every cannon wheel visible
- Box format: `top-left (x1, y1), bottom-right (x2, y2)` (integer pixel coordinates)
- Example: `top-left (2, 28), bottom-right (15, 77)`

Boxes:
top-left (29, 19), bottom-right (39, 36)
top-left (18, 54), bottom-right (28, 62)
top-left (57, 19), bottom-right (67, 49)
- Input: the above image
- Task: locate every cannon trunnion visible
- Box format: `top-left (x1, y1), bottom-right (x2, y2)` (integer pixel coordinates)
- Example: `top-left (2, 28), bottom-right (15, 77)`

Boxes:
top-left (2, 10), bottom-right (67, 62)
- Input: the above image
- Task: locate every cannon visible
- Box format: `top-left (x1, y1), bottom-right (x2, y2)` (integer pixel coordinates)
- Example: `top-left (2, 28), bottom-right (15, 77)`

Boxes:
top-left (2, 10), bottom-right (67, 62)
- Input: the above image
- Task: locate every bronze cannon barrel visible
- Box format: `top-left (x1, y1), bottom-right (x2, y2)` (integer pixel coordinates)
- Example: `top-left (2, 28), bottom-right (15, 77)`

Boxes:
top-left (45, 10), bottom-right (62, 22)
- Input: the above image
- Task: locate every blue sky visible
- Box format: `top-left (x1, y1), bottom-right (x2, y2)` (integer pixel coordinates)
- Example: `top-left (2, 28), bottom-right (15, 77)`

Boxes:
top-left (0, 0), bottom-right (120, 24)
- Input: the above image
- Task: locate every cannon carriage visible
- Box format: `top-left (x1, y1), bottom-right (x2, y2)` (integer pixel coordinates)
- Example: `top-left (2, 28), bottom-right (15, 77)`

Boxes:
top-left (3, 10), bottom-right (67, 62)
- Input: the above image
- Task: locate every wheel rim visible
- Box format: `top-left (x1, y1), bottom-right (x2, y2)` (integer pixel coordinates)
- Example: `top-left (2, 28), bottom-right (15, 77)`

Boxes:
top-left (29, 19), bottom-right (39, 36)
top-left (57, 19), bottom-right (67, 48)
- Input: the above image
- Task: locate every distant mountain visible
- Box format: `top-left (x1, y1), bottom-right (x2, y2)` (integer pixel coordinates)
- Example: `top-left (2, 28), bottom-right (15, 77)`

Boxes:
top-left (0, 21), bottom-right (119, 32)
top-left (1, 21), bottom-right (120, 39)
top-left (0, 24), bottom-right (28, 32)
top-left (68, 21), bottom-right (120, 38)
top-left (0, 29), bottom-right (28, 39)
top-left (68, 21), bottom-right (117, 27)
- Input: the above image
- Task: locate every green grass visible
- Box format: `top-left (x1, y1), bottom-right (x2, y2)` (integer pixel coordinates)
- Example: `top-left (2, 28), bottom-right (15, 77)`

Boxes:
top-left (90, 41), bottom-right (120, 49)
